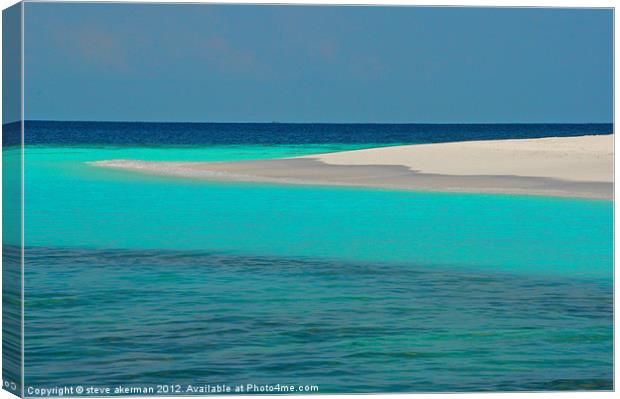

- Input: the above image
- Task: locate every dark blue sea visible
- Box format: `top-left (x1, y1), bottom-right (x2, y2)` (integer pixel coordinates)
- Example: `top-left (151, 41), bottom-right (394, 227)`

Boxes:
top-left (4, 121), bottom-right (614, 146)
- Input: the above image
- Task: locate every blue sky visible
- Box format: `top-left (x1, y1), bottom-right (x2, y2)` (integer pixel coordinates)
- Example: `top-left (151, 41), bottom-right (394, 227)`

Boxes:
top-left (24, 3), bottom-right (612, 123)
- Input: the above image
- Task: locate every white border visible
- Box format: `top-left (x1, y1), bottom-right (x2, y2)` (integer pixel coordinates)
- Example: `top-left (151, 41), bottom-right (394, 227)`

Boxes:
top-left (0, 1), bottom-right (616, 399)
top-left (20, 2), bottom-right (24, 398)
top-left (8, 0), bottom-right (619, 7)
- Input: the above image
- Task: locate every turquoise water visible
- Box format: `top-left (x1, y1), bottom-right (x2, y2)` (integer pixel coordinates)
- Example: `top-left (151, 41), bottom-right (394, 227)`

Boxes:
top-left (17, 144), bottom-right (614, 392)
top-left (23, 145), bottom-right (612, 279)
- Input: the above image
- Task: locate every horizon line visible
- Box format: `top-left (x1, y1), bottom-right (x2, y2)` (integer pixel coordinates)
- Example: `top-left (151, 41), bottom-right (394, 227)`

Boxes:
top-left (5, 120), bottom-right (615, 125)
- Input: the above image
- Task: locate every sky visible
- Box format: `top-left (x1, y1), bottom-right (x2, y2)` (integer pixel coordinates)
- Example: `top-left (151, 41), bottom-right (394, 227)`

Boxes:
top-left (22, 3), bottom-right (613, 123)
top-left (3, 3), bottom-right (21, 124)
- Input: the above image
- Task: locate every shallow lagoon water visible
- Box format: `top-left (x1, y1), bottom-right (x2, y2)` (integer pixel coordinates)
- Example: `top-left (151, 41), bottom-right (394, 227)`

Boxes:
top-left (15, 140), bottom-right (613, 392)
top-left (23, 145), bottom-right (612, 279)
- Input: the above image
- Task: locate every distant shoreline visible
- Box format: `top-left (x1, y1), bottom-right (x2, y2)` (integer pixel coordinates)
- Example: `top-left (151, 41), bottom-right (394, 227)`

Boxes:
top-left (91, 135), bottom-right (614, 200)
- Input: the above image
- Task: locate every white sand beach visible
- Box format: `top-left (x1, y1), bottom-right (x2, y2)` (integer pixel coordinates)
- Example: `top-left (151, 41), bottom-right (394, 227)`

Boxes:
top-left (308, 135), bottom-right (613, 182)
top-left (92, 135), bottom-right (614, 199)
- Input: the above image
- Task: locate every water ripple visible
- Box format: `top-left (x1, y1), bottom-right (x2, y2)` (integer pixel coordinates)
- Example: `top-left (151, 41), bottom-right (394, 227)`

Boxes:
top-left (20, 246), bottom-right (612, 392)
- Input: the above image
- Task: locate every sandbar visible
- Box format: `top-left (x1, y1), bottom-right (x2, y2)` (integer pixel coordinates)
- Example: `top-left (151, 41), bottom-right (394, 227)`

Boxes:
top-left (91, 135), bottom-right (614, 199)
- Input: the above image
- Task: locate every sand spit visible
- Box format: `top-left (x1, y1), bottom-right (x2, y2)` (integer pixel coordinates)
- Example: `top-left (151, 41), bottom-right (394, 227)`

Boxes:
top-left (92, 135), bottom-right (614, 199)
